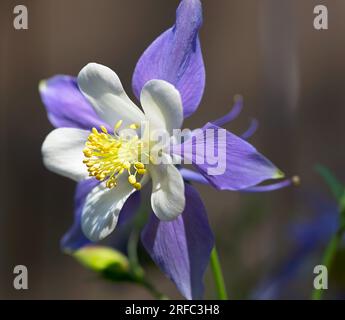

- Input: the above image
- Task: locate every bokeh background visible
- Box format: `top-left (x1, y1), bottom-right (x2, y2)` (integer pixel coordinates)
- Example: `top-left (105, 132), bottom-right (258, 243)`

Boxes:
top-left (1, 0), bottom-right (345, 299)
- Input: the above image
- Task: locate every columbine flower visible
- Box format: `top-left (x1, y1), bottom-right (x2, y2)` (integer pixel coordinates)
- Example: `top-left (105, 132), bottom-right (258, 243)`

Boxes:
top-left (40, 0), bottom-right (288, 299)
top-left (42, 63), bottom-right (188, 240)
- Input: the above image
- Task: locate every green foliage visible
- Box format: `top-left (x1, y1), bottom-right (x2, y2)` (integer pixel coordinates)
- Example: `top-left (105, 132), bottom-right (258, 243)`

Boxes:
top-left (315, 165), bottom-right (345, 202)
top-left (312, 165), bottom-right (345, 299)
top-left (316, 165), bottom-right (345, 228)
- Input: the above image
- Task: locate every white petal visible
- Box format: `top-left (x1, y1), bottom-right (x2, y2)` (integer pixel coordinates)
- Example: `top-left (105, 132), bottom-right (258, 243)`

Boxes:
top-left (77, 63), bottom-right (144, 128)
top-left (81, 177), bottom-right (135, 241)
top-left (140, 80), bottom-right (183, 134)
top-left (42, 128), bottom-right (89, 181)
top-left (149, 160), bottom-right (185, 221)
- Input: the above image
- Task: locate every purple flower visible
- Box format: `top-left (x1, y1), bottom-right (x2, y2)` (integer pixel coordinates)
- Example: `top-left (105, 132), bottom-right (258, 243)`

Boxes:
top-left (132, 0), bottom-right (205, 118)
top-left (40, 0), bottom-right (287, 299)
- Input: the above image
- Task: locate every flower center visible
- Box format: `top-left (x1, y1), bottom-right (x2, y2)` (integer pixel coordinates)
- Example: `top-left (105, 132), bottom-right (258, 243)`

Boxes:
top-left (83, 121), bottom-right (147, 190)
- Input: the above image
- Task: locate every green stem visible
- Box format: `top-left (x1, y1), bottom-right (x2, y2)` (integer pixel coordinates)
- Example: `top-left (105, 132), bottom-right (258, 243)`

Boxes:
top-left (311, 196), bottom-right (345, 300)
top-left (311, 228), bottom-right (344, 300)
top-left (128, 229), bottom-right (140, 270)
top-left (140, 279), bottom-right (168, 300)
top-left (210, 247), bottom-right (228, 300)
top-left (127, 226), bottom-right (168, 300)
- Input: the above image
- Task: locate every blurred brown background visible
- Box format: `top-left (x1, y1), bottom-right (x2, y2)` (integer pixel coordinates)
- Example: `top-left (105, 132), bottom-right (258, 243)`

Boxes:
top-left (1, 0), bottom-right (345, 299)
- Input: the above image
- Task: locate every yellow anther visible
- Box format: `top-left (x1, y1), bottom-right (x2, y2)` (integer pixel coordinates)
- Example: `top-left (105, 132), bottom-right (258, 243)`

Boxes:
top-left (114, 120), bottom-right (123, 130)
top-left (128, 175), bottom-right (136, 185)
top-left (129, 123), bottom-right (140, 129)
top-left (106, 178), bottom-right (117, 189)
top-left (106, 181), bottom-right (113, 188)
top-left (83, 148), bottom-right (92, 157)
top-left (123, 161), bottom-right (131, 169)
top-left (96, 173), bottom-right (106, 181)
top-left (137, 168), bottom-right (146, 175)
top-left (92, 127), bottom-right (98, 134)
top-left (133, 182), bottom-right (141, 190)
top-left (292, 175), bottom-right (301, 186)
top-left (134, 162), bottom-right (145, 169)
top-left (100, 126), bottom-right (108, 133)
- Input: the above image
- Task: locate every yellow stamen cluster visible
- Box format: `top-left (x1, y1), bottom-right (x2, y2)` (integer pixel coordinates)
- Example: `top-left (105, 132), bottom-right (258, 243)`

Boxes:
top-left (83, 122), bottom-right (147, 190)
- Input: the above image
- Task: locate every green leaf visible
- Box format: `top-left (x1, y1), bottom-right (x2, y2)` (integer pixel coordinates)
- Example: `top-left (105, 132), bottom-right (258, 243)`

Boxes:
top-left (315, 165), bottom-right (345, 201)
